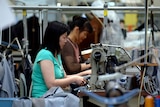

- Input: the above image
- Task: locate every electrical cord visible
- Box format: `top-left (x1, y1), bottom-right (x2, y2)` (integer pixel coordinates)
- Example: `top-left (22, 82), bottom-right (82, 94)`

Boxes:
top-left (137, 66), bottom-right (147, 107)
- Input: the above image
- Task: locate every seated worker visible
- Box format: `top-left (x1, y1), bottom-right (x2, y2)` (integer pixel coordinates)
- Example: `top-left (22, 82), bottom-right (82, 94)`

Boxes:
top-left (61, 15), bottom-right (93, 75)
top-left (31, 21), bottom-right (87, 98)
top-left (120, 19), bottom-right (127, 40)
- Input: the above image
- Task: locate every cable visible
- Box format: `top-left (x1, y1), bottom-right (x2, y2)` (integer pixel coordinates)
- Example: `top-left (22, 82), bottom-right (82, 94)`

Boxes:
top-left (138, 66), bottom-right (147, 107)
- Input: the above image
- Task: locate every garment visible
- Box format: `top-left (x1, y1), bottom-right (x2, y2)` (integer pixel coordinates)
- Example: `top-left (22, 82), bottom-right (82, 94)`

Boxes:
top-left (61, 39), bottom-right (81, 75)
top-left (0, 57), bottom-right (17, 97)
top-left (17, 55), bottom-right (32, 96)
top-left (31, 48), bottom-right (64, 98)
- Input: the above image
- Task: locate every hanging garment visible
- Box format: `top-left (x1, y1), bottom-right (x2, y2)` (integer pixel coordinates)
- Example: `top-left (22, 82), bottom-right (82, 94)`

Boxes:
top-left (0, 61), bottom-right (4, 92)
top-left (0, 56), bottom-right (17, 97)
top-left (17, 55), bottom-right (32, 96)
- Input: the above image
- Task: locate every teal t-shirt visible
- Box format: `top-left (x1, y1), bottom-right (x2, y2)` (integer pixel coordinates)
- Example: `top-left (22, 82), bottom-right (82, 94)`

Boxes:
top-left (31, 49), bottom-right (65, 98)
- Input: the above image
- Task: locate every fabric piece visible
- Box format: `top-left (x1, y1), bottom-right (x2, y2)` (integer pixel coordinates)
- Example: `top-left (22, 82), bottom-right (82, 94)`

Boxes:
top-left (42, 87), bottom-right (80, 107)
top-left (12, 98), bottom-right (32, 107)
top-left (31, 98), bottom-right (45, 107)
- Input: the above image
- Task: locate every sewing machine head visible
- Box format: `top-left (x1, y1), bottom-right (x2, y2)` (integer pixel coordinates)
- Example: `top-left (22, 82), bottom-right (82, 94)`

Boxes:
top-left (88, 43), bottom-right (118, 90)
top-left (87, 43), bottom-right (131, 91)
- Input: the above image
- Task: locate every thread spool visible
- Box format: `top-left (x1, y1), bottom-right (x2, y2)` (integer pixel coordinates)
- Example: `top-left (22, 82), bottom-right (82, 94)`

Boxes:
top-left (155, 95), bottom-right (160, 107)
top-left (145, 95), bottom-right (154, 107)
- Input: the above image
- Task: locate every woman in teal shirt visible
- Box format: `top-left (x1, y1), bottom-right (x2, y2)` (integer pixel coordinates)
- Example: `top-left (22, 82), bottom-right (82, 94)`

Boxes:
top-left (31, 21), bottom-right (87, 98)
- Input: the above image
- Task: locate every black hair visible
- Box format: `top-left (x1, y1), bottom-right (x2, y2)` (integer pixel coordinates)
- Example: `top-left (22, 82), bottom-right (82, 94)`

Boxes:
top-left (41, 21), bottom-right (69, 55)
top-left (120, 19), bottom-right (125, 23)
top-left (68, 15), bottom-right (93, 33)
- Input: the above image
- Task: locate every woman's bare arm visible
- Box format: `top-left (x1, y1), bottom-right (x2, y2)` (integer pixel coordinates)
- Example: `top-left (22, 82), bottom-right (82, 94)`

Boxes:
top-left (40, 60), bottom-right (86, 89)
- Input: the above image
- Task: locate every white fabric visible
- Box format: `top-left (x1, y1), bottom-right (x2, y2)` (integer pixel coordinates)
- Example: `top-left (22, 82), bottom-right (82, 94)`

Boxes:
top-left (0, 0), bottom-right (16, 30)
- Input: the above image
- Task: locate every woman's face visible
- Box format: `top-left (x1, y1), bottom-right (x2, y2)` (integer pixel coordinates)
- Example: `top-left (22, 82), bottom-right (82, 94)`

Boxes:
top-left (59, 32), bottom-right (67, 49)
top-left (78, 31), bottom-right (89, 43)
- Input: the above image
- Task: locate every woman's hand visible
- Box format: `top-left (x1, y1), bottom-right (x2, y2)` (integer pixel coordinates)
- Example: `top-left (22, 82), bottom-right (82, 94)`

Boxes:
top-left (73, 76), bottom-right (87, 86)
top-left (83, 69), bottom-right (91, 75)
top-left (76, 69), bottom-right (91, 76)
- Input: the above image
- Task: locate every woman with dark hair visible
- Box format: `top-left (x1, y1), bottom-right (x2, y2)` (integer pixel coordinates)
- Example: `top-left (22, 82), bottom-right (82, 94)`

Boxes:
top-left (31, 21), bottom-right (87, 98)
top-left (61, 15), bottom-right (93, 75)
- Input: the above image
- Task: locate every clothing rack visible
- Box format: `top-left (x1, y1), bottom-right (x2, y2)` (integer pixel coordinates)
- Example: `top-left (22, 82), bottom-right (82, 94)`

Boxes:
top-left (10, 5), bottom-right (160, 11)
top-left (22, 9), bottom-right (28, 55)
top-left (9, 5), bottom-right (160, 52)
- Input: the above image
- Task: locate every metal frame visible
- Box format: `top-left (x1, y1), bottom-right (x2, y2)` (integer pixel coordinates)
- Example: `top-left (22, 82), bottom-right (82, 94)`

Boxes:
top-left (9, 5), bottom-right (160, 50)
top-left (10, 5), bottom-right (160, 11)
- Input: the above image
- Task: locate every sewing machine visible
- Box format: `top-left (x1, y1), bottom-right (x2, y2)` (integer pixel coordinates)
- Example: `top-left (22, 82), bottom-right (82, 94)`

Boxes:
top-left (78, 43), bottom-right (138, 107)
top-left (86, 43), bottom-right (119, 90)
top-left (74, 43), bottom-right (138, 100)
top-left (86, 43), bottom-right (133, 91)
